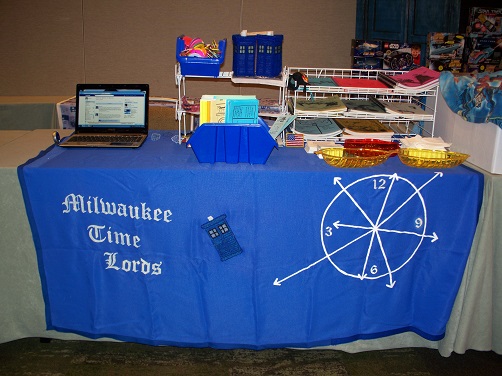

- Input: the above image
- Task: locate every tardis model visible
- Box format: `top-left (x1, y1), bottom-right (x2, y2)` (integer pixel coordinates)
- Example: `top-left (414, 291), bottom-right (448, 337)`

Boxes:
top-left (201, 214), bottom-right (243, 261)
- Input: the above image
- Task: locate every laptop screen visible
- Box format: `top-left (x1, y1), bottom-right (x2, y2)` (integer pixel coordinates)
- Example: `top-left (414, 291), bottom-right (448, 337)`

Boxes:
top-left (75, 84), bottom-right (149, 133)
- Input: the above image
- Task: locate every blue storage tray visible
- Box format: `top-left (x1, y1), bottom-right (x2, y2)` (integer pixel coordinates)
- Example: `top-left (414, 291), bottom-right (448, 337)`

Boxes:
top-left (187, 120), bottom-right (277, 164)
top-left (176, 38), bottom-right (226, 77)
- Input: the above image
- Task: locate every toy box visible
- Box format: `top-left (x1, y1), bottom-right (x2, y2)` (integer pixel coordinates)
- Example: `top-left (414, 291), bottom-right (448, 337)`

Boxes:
top-left (467, 7), bottom-right (502, 36)
top-left (427, 33), bottom-right (465, 60)
top-left (351, 40), bottom-right (383, 57)
top-left (463, 34), bottom-right (502, 73)
top-left (351, 40), bottom-right (383, 69)
top-left (427, 58), bottom-right (463, 73)
top-left (435, 91), bottom-right (502, 174)
top-left (176, 38), bottom-right (226, 77)
top-left (352, 56), bottom-right (383, 70)
top-left (381, 41), bottom-right (418, 70)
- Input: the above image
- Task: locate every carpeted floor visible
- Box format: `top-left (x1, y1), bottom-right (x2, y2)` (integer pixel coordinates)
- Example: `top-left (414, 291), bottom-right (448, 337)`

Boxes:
top-left (0, 338), bottom-right (500, 376)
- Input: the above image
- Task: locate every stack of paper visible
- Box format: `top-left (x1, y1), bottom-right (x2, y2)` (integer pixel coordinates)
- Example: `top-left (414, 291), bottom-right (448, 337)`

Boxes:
top-left (294, 96), bottom-right (347, 117)
top-left (376, 100), bottom-right (429, 116)
top-left (332, 77), bottom-right (389, 89)
top-left (343, 98), bottom-right (387, 117)
top-left (200, 95), bottom-right (259, 124)
top-left (292, 117), bottom-right (343, 141)
top-left (400, 135), bottom-right (451, 150)
top-left (334, 118), bottom-right (394, 141)
top-left (377, 67), bottom-right (440, 91)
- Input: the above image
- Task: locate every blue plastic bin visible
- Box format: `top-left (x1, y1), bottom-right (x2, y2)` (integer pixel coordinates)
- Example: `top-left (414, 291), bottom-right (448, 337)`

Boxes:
top-left (187, 120), bottom-right (277, 164)
top-left (176, 38), bottom-right (226, 77)
top-left (255, 35), bottom-right (283, 78)
top-left (232, 35), bottom-right (257, 77)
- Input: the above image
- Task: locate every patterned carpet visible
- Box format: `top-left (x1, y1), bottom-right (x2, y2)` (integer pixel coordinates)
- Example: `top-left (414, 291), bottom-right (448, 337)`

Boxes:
top-left (0, 338), bottom-right (500, 376)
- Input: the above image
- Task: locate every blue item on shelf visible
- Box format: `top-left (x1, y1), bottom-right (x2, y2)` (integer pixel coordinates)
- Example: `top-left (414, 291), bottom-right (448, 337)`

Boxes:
top-left (232, 34), bottom-right (257, 77)
top-left (176, 38), bottom-right (226, 77)
top-left (256, 34), bottom-right (283, 78)
top-left (187, 119), bottom-right (277, 164)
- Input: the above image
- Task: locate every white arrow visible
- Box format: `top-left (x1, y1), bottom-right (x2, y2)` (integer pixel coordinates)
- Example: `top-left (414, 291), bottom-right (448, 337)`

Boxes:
top-left (376, 228), bottom-right (438, 242)
top-left (273, 229), bottom-right (372, 286)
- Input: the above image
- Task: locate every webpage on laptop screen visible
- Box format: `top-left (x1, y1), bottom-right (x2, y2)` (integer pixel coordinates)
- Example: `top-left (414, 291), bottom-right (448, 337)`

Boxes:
top-left (78, 89), bottom-right (146, 128)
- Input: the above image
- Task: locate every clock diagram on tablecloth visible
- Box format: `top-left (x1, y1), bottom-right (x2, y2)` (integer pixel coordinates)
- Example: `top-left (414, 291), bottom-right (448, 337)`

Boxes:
top-left (274, 172), bottom-right (442, 288)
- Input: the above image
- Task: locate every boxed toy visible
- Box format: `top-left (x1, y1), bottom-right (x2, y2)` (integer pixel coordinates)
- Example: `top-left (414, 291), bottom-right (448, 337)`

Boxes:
top-left (428, 58), bottom-right (463, 73)
top-left (352, 56), bottom-right (382, 69)
top-left (381, 41), bottom-right (420, 70)
top-left (467, 7), bottom-right (502, 36)
top-left (463, 34), bottom-right (502, 73)
top-left (351, 40), bottom-right (383, 57)
top-left (427, 33), bottom-right (465, 60)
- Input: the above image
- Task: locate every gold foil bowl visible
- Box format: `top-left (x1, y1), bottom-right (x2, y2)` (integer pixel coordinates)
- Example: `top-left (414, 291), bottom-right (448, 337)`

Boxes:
top-left (398, 148), bottom-right (469, 168)
top-left (315, 148), bottom-right (392, 168)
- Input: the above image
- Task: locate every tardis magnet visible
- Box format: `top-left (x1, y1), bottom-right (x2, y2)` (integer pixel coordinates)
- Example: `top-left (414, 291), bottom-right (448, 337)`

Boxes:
top-left (201, 214), bottom-right (243, 261)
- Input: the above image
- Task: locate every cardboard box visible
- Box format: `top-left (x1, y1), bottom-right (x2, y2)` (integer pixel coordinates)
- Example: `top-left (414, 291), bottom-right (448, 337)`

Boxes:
top-left (467, 7), bottom-right (502, 36)
top-left (427, 58), bottom-right (463, 73)
top-left (435, 91), bottom-right (502, 174)
top-left (351, 56), bottom-right (382, 69)
top-left (381, 41), bottom-right (418, 70)
top-left (56, 97), bottom-right (76, 129)
top-left (463, 34), bottom-right (502, 73)
top-left (427, 33), bottom-right (465, 60)
top-left (351, 40), bottom-right (383, 57)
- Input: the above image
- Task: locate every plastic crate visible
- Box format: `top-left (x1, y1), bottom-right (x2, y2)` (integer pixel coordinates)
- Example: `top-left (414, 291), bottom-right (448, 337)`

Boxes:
top-left (256, 35), bottom-right (283, 78)
top-left (176, 38), bottom-right (226, 77)
top-left (232, 35), bottom-right (257, 77)
top-left (187, 120), bottom-right (277, 164)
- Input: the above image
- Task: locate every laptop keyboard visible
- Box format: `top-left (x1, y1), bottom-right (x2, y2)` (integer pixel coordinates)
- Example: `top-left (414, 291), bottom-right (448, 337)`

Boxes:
top-left (67, 135), bottom-right (144, 143)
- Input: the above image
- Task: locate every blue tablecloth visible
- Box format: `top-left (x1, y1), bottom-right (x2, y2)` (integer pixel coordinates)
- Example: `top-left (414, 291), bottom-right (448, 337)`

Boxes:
top-left (18, 131), bottom-right (483, 349)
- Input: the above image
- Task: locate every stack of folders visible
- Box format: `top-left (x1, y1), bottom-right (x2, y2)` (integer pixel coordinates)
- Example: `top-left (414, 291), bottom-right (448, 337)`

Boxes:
top-left (334, 118), bottom-right (394, 141)
top-left (292, 117), bottom-right (344, 142)
top-left (377, 66), bottom-right (440, 91)
top-left (199, 95), bottom-right (259, 124)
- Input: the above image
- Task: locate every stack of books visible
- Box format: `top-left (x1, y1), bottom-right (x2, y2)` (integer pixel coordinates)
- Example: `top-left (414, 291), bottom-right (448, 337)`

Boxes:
top-left (376, 100), bottom-right (429, 116)
top-left (377, 66), bottom-right (440, 91)
top-left (332, 76), bottom-right (389, 90)
top-left (294, 96), bottom-right (347, 117)
top-left (334, 118), bottom-right (394, 141)
top-left (342, 98), bottom-right (387, 117)
top-left (292, 117), bottom-right (343, 141)
top-left (200, 95), bottom-right (259, 124)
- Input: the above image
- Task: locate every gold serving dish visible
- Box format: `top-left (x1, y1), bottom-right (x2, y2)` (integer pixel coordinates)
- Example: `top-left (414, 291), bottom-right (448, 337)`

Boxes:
top-left (398, 148), bottom-right (469, 168)
top-left (315, 147), bottom-right (392, 168)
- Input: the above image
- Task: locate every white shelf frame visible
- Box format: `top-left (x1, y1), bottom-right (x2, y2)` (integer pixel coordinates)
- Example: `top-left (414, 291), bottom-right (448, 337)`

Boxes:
top-left (286, 67), bottom-right (439, 137)
top-left (175, 64), bottom-right (289, 144)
